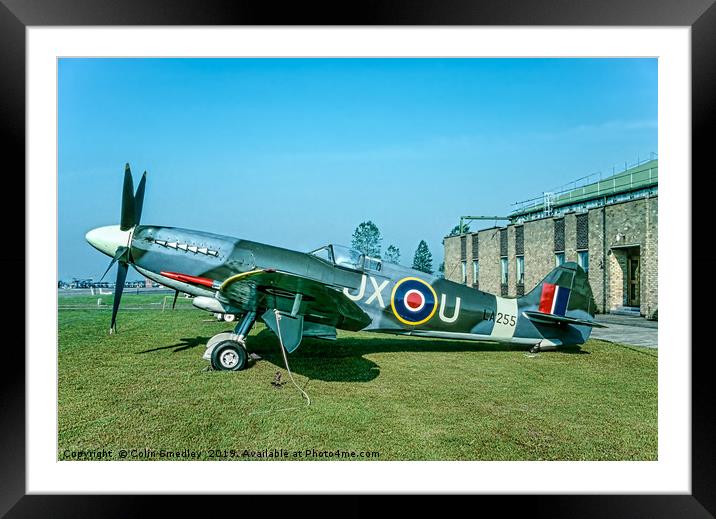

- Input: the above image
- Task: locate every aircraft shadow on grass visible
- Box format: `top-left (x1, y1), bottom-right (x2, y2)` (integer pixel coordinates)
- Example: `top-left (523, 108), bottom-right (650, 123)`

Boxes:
top-left (134, 328), bottom-right (586, 383)
top-left (135, 337), bottom-right (207, 354)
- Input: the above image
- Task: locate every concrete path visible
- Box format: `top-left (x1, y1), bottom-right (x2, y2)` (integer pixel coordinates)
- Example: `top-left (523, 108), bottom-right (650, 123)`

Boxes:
top-left (591, 314), bottom-right (658, 349)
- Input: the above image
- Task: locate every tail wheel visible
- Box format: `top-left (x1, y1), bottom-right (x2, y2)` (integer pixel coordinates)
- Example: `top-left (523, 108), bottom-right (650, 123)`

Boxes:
top-left (211, 340), bottom-right (248, 371)
top-left (223, 313), bottom-right (236, 322)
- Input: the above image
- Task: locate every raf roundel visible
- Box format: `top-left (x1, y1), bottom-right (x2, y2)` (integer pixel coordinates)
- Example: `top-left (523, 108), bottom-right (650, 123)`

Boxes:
top-left (390, 277), bottom-right (438, 326)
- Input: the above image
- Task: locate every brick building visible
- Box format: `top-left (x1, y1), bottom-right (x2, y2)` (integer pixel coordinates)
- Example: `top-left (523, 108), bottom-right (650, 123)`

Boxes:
top-left (443, 159), bottom-right (658, 318)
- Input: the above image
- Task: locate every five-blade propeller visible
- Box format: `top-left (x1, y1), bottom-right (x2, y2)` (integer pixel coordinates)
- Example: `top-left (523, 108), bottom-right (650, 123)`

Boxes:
top-left (107, 164), bottom-right (146, 334)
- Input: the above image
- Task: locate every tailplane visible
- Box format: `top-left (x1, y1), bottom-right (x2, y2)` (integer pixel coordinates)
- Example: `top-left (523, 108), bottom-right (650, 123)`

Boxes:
top-left (519, 262), bottom-right (603, 346)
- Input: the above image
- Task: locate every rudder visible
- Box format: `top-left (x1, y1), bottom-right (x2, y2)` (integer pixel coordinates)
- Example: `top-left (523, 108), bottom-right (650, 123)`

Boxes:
top-left (520, 262), bottom-right (596, 318)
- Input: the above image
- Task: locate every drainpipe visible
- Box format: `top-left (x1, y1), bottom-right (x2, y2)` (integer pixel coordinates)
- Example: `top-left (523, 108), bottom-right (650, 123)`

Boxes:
top-left (645, 193), bottom-right (650, 317)
top-left (602, 198), bottom-right (607, 313)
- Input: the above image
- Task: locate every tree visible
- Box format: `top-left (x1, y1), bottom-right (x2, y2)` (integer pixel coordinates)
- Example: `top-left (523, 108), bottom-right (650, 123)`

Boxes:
top-left (384, 244), bottom-right (401, 264)
top-left (351, 221), bottom-right (382, 257)
top-left (412, 240), bottom-right (434, 274)
top-left (448, 222), bottom-right (470, 236)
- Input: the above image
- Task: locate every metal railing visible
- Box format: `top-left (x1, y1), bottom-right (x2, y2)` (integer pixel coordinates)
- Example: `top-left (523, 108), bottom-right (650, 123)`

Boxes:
top-left (511, 153), bottom-right (658, 215)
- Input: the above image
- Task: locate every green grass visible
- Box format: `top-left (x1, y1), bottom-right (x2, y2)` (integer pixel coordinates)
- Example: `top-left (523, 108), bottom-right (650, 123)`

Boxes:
top-left (58, 293), bottom-right (657, 461)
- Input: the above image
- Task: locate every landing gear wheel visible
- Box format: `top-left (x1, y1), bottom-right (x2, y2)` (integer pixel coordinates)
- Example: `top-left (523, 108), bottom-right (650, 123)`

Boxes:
top-left (211, 340), bottom-right (248, 371)
top-left (529, 344), bottom-right (541, 354)
top-left (223, 313), bottom-right (236, 322)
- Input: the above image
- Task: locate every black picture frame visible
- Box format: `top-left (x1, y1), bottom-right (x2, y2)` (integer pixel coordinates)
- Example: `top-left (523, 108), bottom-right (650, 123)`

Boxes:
top-left (2, 0), bottom-right (711, 515)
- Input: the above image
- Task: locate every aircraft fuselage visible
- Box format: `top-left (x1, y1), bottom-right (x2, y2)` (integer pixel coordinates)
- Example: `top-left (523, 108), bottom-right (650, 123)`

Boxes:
top-left (86, 224), bottom-right (592, 348)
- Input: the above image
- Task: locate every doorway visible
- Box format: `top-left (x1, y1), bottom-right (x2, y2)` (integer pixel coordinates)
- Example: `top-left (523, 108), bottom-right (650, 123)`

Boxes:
top-left (627, 250), bottom-right (641, 307)
top-left (608, 245), bottom-right (641, 311)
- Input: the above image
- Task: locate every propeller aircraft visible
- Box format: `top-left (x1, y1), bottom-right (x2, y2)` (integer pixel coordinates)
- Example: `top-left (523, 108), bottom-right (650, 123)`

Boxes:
top-left (86, 166), bottom-right (605, 371)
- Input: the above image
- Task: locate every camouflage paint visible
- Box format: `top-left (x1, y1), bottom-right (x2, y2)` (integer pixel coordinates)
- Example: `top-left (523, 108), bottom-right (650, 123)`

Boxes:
top-left (125, 225), bottom-right (598, 347)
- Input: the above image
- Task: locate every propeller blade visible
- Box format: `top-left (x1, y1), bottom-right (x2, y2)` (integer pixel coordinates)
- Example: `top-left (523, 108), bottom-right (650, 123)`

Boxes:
top-left (120, 163), bottom-right (135, 231)
top-left (134, 171), bottom-right (146, 225)
top-left (110, 261), bottom-right (129, 334)
top-left (99, 246), bottom-right (128, 282)
top-left (171, 290), bottom-right (179, 310)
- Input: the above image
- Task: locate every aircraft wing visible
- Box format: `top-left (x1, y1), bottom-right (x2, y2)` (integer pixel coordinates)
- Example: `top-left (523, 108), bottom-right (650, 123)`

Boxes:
top-left (219, 269), bottom-right (372, 331)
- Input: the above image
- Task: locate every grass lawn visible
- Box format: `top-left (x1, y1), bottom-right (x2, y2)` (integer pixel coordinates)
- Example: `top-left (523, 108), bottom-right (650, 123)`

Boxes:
top-left (58, 293), bottom-right (658, 461)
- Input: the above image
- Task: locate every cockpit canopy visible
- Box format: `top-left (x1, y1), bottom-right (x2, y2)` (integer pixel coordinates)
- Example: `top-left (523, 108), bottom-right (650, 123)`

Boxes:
top-left (309, 244), bottom-right (382, 272)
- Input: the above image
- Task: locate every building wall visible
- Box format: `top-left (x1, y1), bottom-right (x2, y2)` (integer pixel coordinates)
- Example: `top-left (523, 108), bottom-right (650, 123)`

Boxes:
top-left (643, 197), bottom-right (658, 318)
top-left (507, 225), bottom-right (516, 296)
top-left (608, 248), bottom-right (629, 309)
top-left (465, 234), bottom-right (475, 286)
top-left (588, 208), bottom-right (606, 313)
top-left (444, 195), bottom-right (658, 318)
top-left (478, 227), bottom-right (502, 295)
top-left (522, 217), bottom-right (554, 293)
top-left (444, 234), bottom-right (462, 284)
top-left (470, 233), bottom-right (480, 288)
top-left (603, 196), bottom-right (658, 317)
top-left (564, 213), bottom-right (578, 263)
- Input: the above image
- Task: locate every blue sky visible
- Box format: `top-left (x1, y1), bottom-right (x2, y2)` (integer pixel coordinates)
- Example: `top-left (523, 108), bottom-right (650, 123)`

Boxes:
top-left (58, 58), bottom-right (657, 280)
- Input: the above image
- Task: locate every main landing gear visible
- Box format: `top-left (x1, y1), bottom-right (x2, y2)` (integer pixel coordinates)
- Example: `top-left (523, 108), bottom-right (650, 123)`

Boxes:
top-left (204, 311), bottom-right (256, 371)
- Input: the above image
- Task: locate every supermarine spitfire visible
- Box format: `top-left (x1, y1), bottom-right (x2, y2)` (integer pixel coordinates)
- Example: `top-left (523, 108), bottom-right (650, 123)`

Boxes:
top-left (86, 166), bottom-right (605, 371)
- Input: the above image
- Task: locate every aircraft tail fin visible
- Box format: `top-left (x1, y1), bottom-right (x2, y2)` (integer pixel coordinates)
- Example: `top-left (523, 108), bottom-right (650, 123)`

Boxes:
top-left (518, 262), bottom-right (600, 345)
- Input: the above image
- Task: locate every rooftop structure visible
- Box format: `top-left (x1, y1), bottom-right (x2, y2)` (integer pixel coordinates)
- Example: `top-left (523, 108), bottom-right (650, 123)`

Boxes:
top-left (510, 157), bottom-right (658, 223)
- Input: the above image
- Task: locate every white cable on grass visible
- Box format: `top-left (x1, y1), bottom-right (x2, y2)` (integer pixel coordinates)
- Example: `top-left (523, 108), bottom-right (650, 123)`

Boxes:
top-left (274, 309), bottom-right (311, 407)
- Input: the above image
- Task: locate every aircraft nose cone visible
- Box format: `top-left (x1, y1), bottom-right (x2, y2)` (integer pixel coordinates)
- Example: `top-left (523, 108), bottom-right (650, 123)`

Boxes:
top-left (85, 225), bottom-right (131, 257)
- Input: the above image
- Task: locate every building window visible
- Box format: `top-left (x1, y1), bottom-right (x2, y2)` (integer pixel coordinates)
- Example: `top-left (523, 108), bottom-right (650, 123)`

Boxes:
top-left (554, 218), bottom-right (565, 252)
top-left (576, 213), bottom-right (589, 250)
top-left (516, 256), bottom-right (524, 285)
top-left (555, 252), bottom-right (565, 267)
top-left (500, 228), bottom-right (508, 257)
top-left (501, 257), bottom-right (508, 285)
top-left (515, 226), bottom-right (524, 255)
top-left (461, 261), bottom-right (467, 284)
top-left (472, 260), bottom-right (479, 287)
top-left (578, 250), bottom-right (589, 272)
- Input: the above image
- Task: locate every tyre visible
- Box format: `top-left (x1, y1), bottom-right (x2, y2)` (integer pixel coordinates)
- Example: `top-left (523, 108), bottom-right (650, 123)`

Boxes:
top-left (223, 313), bottom-right (236, 322)
top-left (211, 341), bottom-right (248, 371)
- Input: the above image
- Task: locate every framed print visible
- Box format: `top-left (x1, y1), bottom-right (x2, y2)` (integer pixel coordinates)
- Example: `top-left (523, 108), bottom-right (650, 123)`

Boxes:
top-left (2, 0), bottom-right (713, 515)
